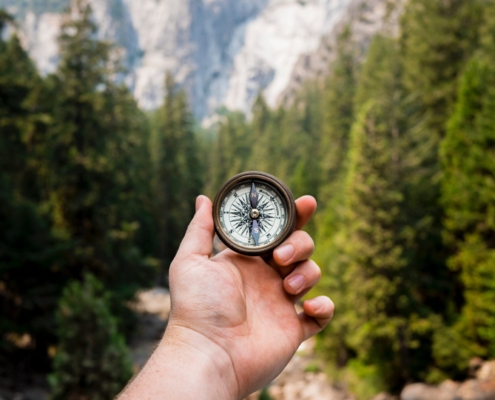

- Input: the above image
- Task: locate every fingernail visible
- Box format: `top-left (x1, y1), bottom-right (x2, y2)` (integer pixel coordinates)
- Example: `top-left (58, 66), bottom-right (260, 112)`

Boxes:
top-left (195, 196), bottom-right (203, 212)
top-left (287, 274), bottom-right (305, 293)
top-left (275, 244), bottom-right (294, 263)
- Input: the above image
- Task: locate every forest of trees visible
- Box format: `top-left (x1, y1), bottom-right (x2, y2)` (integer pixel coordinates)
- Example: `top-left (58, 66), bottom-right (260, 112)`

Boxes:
top-left (0, 1), bottom-right (201, 397)
top-left (1, 0), bottom-right (495, 398)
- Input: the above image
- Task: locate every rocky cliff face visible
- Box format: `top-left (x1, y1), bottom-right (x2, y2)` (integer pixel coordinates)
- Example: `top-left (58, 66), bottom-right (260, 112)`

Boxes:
top-left (1, 0), bottom-right (401, 121)
top-left (280, 0), bottom-right (404, 104)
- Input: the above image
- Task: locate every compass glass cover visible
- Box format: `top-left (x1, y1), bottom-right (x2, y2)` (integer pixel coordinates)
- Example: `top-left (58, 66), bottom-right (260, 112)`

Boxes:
top-left (218, 180), bottom-right (288, 248)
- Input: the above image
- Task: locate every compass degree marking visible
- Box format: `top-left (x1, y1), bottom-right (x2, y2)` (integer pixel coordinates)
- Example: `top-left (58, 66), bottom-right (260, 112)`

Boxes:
top-left (219, 181), bottom-right (287, 247)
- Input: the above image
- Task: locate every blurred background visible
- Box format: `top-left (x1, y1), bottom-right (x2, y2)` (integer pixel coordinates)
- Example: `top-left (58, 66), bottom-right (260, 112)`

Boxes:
top-left (1, 0), bottom-right (495, 399)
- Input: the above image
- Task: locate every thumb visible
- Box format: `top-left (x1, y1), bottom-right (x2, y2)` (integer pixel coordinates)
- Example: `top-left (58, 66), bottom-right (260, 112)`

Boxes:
top-left (175, 195), bottom-right (214, 260)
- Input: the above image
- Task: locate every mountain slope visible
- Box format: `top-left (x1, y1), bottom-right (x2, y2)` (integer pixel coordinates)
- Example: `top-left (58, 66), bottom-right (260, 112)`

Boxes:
top-left (1, 0), bottom-right (401, 120)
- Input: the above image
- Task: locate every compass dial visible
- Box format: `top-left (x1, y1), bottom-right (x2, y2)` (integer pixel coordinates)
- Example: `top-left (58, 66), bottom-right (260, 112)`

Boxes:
top-left (219, 181), bottom-right (287, 247)
top-left (213, 171), bottom-right (297, 256)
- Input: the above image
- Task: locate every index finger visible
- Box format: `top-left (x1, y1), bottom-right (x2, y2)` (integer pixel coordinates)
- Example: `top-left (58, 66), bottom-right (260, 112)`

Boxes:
top-left (295, 195), bottom-right (317, 230)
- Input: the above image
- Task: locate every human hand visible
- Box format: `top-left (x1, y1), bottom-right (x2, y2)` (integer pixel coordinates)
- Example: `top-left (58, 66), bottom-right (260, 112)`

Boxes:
top-left (120, 195), bottom-right (334, 400)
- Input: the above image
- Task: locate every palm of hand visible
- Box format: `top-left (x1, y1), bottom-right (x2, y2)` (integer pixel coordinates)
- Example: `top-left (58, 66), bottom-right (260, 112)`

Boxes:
top-left (170, 250), bottom-right (303, 392)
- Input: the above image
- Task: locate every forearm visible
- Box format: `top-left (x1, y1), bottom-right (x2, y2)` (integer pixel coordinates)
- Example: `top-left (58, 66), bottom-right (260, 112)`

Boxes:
top-left (119, 325), bottom-right (238, 400)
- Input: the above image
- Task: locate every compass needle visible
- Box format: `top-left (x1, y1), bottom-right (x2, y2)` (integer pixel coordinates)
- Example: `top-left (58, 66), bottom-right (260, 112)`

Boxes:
top-left (251, 220), bottom-right (260, 246)
top-left (250, 181), bottom-right (259, 209)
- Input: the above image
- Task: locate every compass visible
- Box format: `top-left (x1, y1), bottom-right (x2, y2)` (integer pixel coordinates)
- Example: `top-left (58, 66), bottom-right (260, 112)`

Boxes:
top-left (213, 171), bottom-right (297, 256)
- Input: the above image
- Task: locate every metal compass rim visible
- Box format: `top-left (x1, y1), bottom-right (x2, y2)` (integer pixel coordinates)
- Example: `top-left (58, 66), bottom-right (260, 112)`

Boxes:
top-left (212, 171), bottom-right (297, 256)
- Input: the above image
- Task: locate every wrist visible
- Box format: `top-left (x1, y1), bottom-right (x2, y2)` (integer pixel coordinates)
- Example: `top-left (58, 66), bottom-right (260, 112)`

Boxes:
top-left (162, 324), bottom-right (240, 399)
top-left (121, 323), bottom-right (239, 400)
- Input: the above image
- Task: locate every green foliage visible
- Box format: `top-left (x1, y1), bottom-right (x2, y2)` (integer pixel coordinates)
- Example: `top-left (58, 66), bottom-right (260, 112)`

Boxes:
top-left (151, 73), bottom-right (203, 284)
top-left (205, 110), bottom-right (251, 197)
top-left (313, 29), bottom-right (359, 326)
top-left (398, 3), bottom-right (484, 313)
top-left (318, 27), bottom-right (358, 206)
top-left (258, 388), bottom-right (273, 400)
top-left (314, 28), bottom-right (473, 392)
top-left (438, 17), bottom-right (495, 373)
top-left (303, 363), bottom-right (320, 373)
top-left (0, 14), bottom-right (66, 381)
top-left (316, 35), bottom-right (405, 379)
top-left (339, 96), bottom-right (408, 389)
top-left (43, 0), bottom-right (155, 309)
top-left (49, 274), bottom-right (133, 400)
top-left (343, 359), bottom-right (387, 400)
top-left (1, 1), bottom-right (154, 387)
top-left (400, 0), bottom-right (483, 135)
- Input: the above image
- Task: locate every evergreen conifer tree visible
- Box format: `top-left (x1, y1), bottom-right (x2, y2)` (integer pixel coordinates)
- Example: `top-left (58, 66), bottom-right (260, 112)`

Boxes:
top-left (398, 2), bottom-right (484, 287)
top-left (396, 0), bottom-right (477, 351)
top-left (49, 274), bottom-right (133, 400)
top-left (205, 110), bottom-right (251, 197)
top-left (152, 73), bottom-right (202, 285)
top-left (318, 27), bottom-right (358, 207)
top-left (0, 12), bottom-right (65, 379)
top-left (313, 28), bottom-right (359, 304)
top-left (246, 94), bottom-right (272, 172)
top-left (400, 0), bottom-right (483, 136)
top-left (288, 84), bottom-right (323, 203)
top-left (334, 36), bottom-right (410, 390)
top-left (44, 0), bottom-right (154, 309)
top-left (398, 0), bottom-right (484, 280)
top-left (437, 3), bottom-right (495, 372)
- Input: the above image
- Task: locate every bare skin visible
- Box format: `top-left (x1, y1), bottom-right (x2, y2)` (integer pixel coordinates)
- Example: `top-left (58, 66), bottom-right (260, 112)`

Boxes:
top-left (119, 195), bottom-right (334, 400)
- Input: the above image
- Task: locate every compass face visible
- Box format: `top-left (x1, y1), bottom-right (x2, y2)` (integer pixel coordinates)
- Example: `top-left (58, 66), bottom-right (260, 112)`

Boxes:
top-left (218, 180), bottom-right (288, 248)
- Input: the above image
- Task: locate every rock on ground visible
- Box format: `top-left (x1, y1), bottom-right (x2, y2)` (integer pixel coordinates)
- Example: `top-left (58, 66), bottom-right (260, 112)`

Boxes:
top-left (478, 361), bottom-right (495, 381)
top-left (371, 393), bottom-right (398, 400)
top-left (401, 366), bottom-right (495, 400)
top-left (455, 379), bottom-right (495, 400)
top-left (401, 380), bottom-right (460, 400)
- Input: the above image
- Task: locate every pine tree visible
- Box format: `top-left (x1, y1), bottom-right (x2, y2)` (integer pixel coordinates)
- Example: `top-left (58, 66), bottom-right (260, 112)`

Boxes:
top-left (437, 3), bottom-right (495, 372)
top-left (288, 83), bottom-right (323, 203)
top-left (313, 28), bottom-right (359, 305)
top-left (247, 105), bottom-right (283, 176)
top-left (399, 0), bottom-right (484, 280)
top-left (251, 94), bottom-right (270, 149)
top-left (246, 94), bottom-right (272, 173)
top-left (334, 36), bottom-right (411, 390)
top-left (0, 12), bottom-right (65, 380)
top-left (152, 73), bottom-right (202, 285)
top-left (400, 0), bottom-right (483, 136)
top-left (44, 0), bottom-right (154, 326)
top-left (205, 110), bottom-right (251, 196)
top-left (49, 274), bottom-right (133, 400)
top-left (318, 27), bottom-right (358, 207)
top-left (342, 100), bottom-right (406, 390)
top-left (318, 35), bottom-right (452, 391)
top-left (396, 0), bottom-right (479, 353)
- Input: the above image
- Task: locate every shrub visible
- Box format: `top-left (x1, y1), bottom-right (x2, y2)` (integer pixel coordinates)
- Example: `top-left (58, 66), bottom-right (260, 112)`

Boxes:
top-left (49, 274), bottom-right (133, 400)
